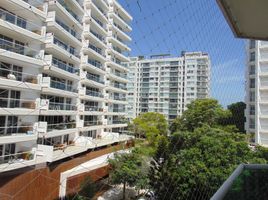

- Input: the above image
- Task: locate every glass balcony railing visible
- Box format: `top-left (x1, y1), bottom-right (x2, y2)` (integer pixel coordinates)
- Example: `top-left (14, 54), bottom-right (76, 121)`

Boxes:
top-left (50, 80), bottom-right (74, 92)
top-left (88, 44), bottom-right (105, 57)
top-left (92, 16), bottom-right (105, 29)
top-left (58, 0), bottom-right (81, 24)
top-left (52, 58), bottom-right (78, 74)
top-left (53, 37), bottom-right (80, 58)
top-left (113, 96), bottom-right (127, 101)
top-left (0, 125), bottom-right (34, 136)
top-left (86, 90), bottom-right (104, 98)
top-left (0, 38), bottom-right (40, 58)
top-left (48, 102), bottom-right (76, 111)
top-left (55, 19), bottom-right (80, 41)
top-left (111, 83), bottom-right (127, 90)
top-left (0, 150), bottom-right (35, 165)
top-left (109, 108), bottom-right (126, 113)
top-left (88, 59), bottom-right (105, 70)
top-left (84, 120), bottom-right (103, 127)
top-left (84, 106), bottom-right (103, 112)
top-left (113, 71), bottom-right (127, 79)
top-left (86, 73), bottom-right (105, 84)
top-left (47, 122), bottom-right (76, 132)
top-left (90, 30), bottom-right (105, 43)
top-left (0, 98), bottom-right (36, 109)
top-left (0, 8), bottom-right (41, 33)
top-left (0, 67), bottom-right (38, 83)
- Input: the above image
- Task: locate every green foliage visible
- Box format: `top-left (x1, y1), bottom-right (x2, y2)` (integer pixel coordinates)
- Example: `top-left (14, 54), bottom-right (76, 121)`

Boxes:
top-left (149, 126), bottom-right (267, 200)
top-left (221, 102), bottom-right (246, 133)
top-left (170, 99), bottom-right (231, 133)
top-left (132, 112), bottom-right (168, 146)
top-left (79, 176), bottom-right (96, 199)
top-left (108, 150), bottom-right (148, 199)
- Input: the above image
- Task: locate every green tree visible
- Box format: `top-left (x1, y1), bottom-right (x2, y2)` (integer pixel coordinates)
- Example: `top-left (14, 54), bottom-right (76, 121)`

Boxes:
top-left (170, 99), bottom-right (231, 133)
top-left (132, 112), bottom-right (168, 146)
top-left (149, 126), bottom-right (267, 200)
top-left (108, 151), bottom-right (145, 200)
top-left (224, 102), bottom-right (246, 133)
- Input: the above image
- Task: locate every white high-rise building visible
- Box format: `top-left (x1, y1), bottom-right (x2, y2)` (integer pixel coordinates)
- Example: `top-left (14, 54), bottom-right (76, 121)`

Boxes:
top-left (127, 52), bottom-right (211, 120)
top-left (245, 40), bottom-right (268, 146)
top-left (0, 0), bottom-right (132, 172)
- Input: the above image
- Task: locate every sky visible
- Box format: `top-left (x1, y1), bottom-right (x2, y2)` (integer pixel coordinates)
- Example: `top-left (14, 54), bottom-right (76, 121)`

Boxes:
top-left (119, 0), bottom-right (246, 107)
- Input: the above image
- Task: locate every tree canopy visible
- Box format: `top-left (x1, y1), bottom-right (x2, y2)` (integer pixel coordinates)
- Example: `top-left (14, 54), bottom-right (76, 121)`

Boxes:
top-left (170, 99), bottom-right (231, 133)
top-left (108, 150), bottom-right (147, 200)
top-left (149, 126), bottom-right (267, 200)
top-left (132, 112), bottom-right (168, 146)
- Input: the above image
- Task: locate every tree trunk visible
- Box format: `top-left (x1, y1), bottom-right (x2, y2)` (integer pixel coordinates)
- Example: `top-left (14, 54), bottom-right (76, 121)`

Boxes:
top-left (123, 182), bottom-right (126, 200)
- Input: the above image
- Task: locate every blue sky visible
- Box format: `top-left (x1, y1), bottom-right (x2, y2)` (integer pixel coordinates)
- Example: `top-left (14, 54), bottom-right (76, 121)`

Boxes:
top-left (119, 0), bottom-right (246, 107)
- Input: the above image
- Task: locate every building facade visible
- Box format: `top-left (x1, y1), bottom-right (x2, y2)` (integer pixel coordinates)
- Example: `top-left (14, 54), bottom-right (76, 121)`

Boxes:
top-left (245, 40), bottom-right (268, 146)
top-left (127, 52), bottom-right (210, 120)
top-left (0, 0), bottom-right (132, 175)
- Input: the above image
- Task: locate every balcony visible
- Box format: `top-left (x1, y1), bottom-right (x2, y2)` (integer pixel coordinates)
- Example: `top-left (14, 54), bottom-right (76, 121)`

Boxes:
top-left (47, 122), bottom-right (76, 132)
top-left (84, 105), bottom-right (103, 112)
top-left (0, 8), bottom-right (44, 40)
top-left (58, 0), bottom-right (82, 24)
top-left (84, 120), bottom-right (103, 127)
top-left (86, 90), bottom-right (104, 98)
top-left (0, 149), bottom-right (37, 173)
top-left (48, 102), bottom-right (76, 111)
top-left (0, 38), bottom-right (43, 64)
top-left (0, 67), bottom-right (41, 90)
top-left (50, 80), bottom-right (73, 92)
top-left (87, 59), bottom-right (105, 71)
top-left (112, 83), bottom-right (127, 90)
top-left (52, 57), bottom-right (78, 74)
top-left (53, 37), bottom-right (80, 58)
top-left (86, 73), bottom-right (105, 84)
top-left (0, 97), bottom-right (39, 115)
top-left (84, 43), bottom-right (106, 61)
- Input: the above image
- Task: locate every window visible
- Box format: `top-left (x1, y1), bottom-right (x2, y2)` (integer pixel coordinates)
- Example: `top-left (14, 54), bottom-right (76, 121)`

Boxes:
top-left (250, 52), bottom-right (255, 62)
top-left (249, 105), bottom-right (255, 115)
top-left (249, 119), bottom-right (255, 129)
top-left (249, 65), bottom-right (255, 75)
top-left (250, 79), bottom-right (255, 88)
top-left (249, 40), bottom-right (255, 49)
top-left (250, 91), bottom-right (255, 102)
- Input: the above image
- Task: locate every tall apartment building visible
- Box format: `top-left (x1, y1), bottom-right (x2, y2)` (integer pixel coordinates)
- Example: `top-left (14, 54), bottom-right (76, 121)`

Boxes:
top-left (0, 0), bottom-right (132, 177)
top-left (127, 52), bottom-right (210, 120)
top-left (245, 40), bottom-right (268, 146)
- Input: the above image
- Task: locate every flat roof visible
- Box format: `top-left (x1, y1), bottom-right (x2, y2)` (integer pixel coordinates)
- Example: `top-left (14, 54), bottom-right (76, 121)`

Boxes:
top-left (217, 0), bottom-right (268, 40)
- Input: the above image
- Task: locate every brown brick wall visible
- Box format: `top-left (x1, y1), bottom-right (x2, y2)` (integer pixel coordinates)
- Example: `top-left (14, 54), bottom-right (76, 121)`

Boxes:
top-left (0, 141), bottom-right (134, 200)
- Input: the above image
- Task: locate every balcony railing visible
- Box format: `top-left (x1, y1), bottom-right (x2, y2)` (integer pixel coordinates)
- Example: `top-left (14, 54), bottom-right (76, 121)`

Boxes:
top-left (48, 102), bottom-right (76, 111)
top-left (113, 96), bottom-right (127, 101)
top-left (88, 44), bottom-right (105, 57)
top-left (53, 37), bottom-right (80, 58)
top-left (58, 0), bottom-right (81, 24)
top-left (0, 98), bottom-right (36, 109)
top-left (50, 80), bottom-right (74, 92)
top-left (0, 67), bottom-right (38, 83)
top-left (0, 38), bottom-right (40, 58)
top-left (92, 16), bottom-right (105, 29)
top-left (113, 71), bottom-right (127, 79)
top-left (0, 150), bottom-right (35, 165)
top-left (55, 19), bottom-right (80, 40)
top-left (109, 108), bottom-right (126, 113)
top-left (86, 90), bottom-right (104, 98)
top-left (86, 73), bottom-right (104, 84)
top-left (90, 30), bottom-right (105, 43)
top-left (84, 106), bottom-right (103, 112)
top-left (111, 83), bottom-right (127, 90)
top-left (0, 125), bottom-right (34, 136)
top-left (84, 120), bottom-right (103, 126)
top-left (88, 59), bottom-right (105, 70)
top-left (47, 122), bottom-right (76, 132)
top-left (52, 58), bottom-right (78, 74)
top-left (0, 8), bottom-right (41, 34)
top-left (109, 120), bottom-right (125, 125)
